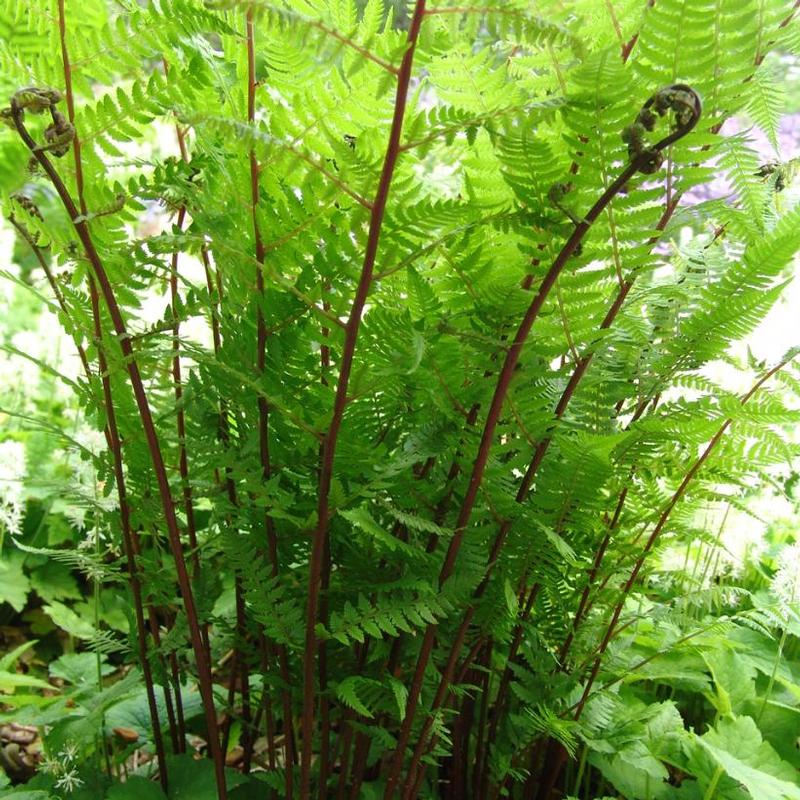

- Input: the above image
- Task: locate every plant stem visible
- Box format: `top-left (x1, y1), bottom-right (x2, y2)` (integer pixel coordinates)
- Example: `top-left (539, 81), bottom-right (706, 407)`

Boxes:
top-left (318, 282), bottom-right (333, 797)
top-left (299, 1), bottom-right (428, 793)
top-left (53, 3), bottom-right (172, 786)
top-left (91, 488), bottom-right (111, 778)
top-left (10, 217), bottom-right (173, 786)
top-left (702, 766), bottom-right (724, 800)
top-left (573, 745), bottom-right (588, 796)
top-left (10, 106), bottom-right (228, 798)
top-left (757, 625), bottom-right (788, 723)
top-left (245, 7), bottom-right (295, 790)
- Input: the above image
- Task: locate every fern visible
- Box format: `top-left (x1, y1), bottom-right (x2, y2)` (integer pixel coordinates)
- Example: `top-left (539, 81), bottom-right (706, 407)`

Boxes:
top-left (2, 0), bottom-right (800, 796)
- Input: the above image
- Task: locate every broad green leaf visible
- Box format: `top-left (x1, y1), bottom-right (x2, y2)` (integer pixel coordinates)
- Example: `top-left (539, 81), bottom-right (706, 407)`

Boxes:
top-left (49, 653), bottom-right (115, 685)
top-left (42, 601), bottom-right (96, 640)
top-left (694, 716), bottom-right (800, 800)
top-left (105, 685), bottom-right (204, 742)
top-left (106, 777), bottom-right (167, 800)
top-left (0, 552), bottom-right (30, 612)
top-left (165, 755), bottom-right (246, 800)
top-left (703, 650), bottom-right (757, 716)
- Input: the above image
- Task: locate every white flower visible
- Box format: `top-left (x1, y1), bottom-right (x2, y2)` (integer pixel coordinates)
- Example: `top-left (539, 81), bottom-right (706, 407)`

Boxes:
top-left (77, 525), bottom-right (109, 552)
top-left (0, 502), bottom-right (23, 538)
top-left (40, 755), bottom-right (61, 775)
top-left (0, 440), bottom-right (26, 537)
top-left (73, 427), bottom-right (107, 459)
top-left (54, 767), bottom-right (83, 792)
top-left (772, 542), bottom-right (800, 617)
top-left (58, 742), bottom-right (78, 762)
top-left (63, 503), bottom-right (87, 532)
top-left (0, 440), bottom-right (26, 487)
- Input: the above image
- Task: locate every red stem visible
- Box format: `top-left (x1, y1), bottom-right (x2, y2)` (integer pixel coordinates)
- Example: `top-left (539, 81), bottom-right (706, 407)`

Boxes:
top-left (382, 154), bottom-right (647, 799)
top-left (470, 644), bottom-right (493, 796)
top-left (620, 0), bottom-right (655, 63)
top-left (12, 219), bottom-right (171, 785)
top-left (478, 583), bottom-right (539, 798)
top-left (246, 9), bottom-right (295, 791)
top-left (318, 282), bottom-right (333, 796)
top-left (167, 172), bottom-right (201, 583)
top-left (11, 106), bottom-right (228, 798)
top-left (141, 603), bottom-right (180, 755)
top-left (299, 2), bottom-right (428, 793)
top-left (384, 87), bottom-right (700, 794)
top-left (55, 2), bottom-right (173, 783)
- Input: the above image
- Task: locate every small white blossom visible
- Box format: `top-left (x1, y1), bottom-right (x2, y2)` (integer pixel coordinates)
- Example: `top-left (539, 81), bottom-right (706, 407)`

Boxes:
top-left (0, 440), bottom-right (26, 538)
top-left (54, 767), bottom-right (83, 792)
top-left (772, 542), bottom-right (800, 618)
top-left (63, 503), bottom-right (87, 532)
top-left (73, 427), bottom-right (107, 459)
top-left (77, 524), bottom-right (109, 552)
top-left (40, 755), bottom-right (61, 775)
top-left (0, 501), bottom-right (23, 539)
top-left (58, 742), bottom-right (78, 763)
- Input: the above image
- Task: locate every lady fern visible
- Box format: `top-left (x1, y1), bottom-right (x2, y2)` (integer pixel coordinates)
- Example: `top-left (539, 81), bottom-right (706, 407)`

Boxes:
top-left (1, 0), bottom-right (800, 798)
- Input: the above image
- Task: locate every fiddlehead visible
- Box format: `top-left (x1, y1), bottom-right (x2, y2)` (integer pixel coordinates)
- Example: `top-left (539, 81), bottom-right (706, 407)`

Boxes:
top-left (1, 88), bottom-right (75, 158)
top-left (622, 83), bottom-right (702, 173)
top-left (12, 86), bottom-right (63, 112)
top-left (39, 109), bottom-right (75, 157)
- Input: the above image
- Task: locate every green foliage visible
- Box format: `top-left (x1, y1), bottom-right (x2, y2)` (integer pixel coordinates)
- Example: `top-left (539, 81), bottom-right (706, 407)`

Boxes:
top-left (0, 0), bottom-right (799, 797)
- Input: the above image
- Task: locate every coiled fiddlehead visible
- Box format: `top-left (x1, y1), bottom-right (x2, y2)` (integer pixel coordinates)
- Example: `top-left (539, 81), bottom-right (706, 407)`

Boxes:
top-left (2, 87), bottom-right (75, 158)
top-left (622, 83), bottom-right (702, 173)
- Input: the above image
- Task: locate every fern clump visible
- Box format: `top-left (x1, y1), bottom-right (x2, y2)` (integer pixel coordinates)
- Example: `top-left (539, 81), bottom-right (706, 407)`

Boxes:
top-left (1, 0), bottom-right (800, 798)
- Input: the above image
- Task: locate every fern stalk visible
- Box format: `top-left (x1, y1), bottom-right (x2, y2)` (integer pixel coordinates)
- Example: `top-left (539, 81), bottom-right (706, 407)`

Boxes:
top-left (10, 214), bottom-right (172, 785)
top-left (167, 206), bottom-right (202, 580)
top-left (299, 0), bottom-right (428, 792)
top-left (8, 103), bottom-right (229, 798)
top-left (384, 86), bottom-right (700, 797)
top-left (529, 355), bottom-right (800, 798)
top-left (57, 1), bottom-right (173, 784)
top-left (143, 604), bottom-right (183, 755)
top-left (557, 371), bottom-right (672, 668)
top-left (245, 5), bottom-right (296, 788)
top-left (477, 583), bottom-right (540, 799)
top-left (164, 195), bottom-right (211, 756)
top-left (318, 288), bottom-right (334, 794)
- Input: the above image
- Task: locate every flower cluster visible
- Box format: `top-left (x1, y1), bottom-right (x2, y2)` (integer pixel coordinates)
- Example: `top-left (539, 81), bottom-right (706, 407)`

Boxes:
top-left (52, 419), bottom-right (117, 537)
top-left (772, 541), bottom-right (800, 620)
top-left (0, 439), bottom-right (26, 538)
top-left (41, 741), bottom-right (84, 793)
